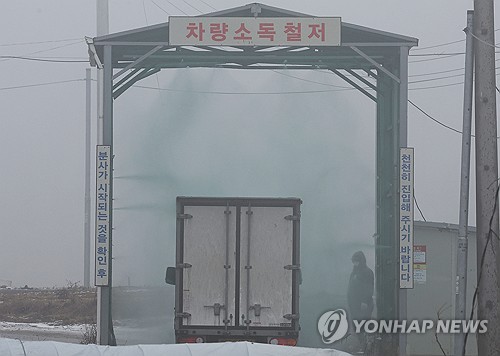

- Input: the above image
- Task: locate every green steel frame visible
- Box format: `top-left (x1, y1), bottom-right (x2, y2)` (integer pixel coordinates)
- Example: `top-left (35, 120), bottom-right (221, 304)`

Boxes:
top-left (87, 3), bottom-right (418, 352)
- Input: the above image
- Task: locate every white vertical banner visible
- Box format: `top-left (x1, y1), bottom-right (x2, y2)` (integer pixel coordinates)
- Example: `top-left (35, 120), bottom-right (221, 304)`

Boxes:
top-left (399, 148), bottom-right (414, 289)
top-left (95, 145), bottom-right (111, 286)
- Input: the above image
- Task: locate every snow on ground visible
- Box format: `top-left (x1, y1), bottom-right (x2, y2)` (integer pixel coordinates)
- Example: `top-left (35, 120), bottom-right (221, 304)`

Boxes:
top-left (0, 339), bottom-right (353, 356)
top-left (0, 321), bottom-right (86, 332)
top-left (0, 320), bottom-right (171, 345)
top-left (0, 321), bottom-right (87, 344)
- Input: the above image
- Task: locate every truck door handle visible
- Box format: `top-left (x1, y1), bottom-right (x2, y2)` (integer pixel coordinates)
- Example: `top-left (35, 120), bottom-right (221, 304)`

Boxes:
top-left (204, 303), bottom-right (225, 316)
top-left (249, 304), bottom-right (270, 317)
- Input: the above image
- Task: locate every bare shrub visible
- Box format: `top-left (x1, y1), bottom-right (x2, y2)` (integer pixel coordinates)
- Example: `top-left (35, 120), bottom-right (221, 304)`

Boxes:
top-left (81, 323), bottom-right (97, 344)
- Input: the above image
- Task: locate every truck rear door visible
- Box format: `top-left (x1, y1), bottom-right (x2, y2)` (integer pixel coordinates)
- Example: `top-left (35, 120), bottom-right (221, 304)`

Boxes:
top-left (180, 205), bottom-right (236, 327)
top-left (239, 206), bottom-right (296, 328)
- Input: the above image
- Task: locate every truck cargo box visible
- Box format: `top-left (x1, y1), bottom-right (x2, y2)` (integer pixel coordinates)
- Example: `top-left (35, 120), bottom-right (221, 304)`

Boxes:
top-left (170, 197), bottom-right (302, 345)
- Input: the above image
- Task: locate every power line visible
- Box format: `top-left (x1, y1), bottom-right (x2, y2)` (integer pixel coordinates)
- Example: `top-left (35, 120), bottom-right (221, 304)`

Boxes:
top-left (409, 81), bottom-right (464, 90)
top-left (142, 0), bottom-right (150, 25)
top-left (316, 66), bottom-right (464, 79)
top-left (161, 0), bottom-right (189, 15)
top-left (33, 56), bottom-right (88, 60)
top-left (410, 60), bottom-right (500, 78)
top-left (129, 81), bottom-right (464, 94)
top-left (132, 84), bottom-right (349, 94)
top-left (266, 69), bottom-right (353, 89)
top-left (469, 31), bottom-right (500, 49)
top-left (411, 38), bottom-right (465, 51)
top-left (414, 194), bottom-right (427, 222)
top-left (0, 56), bottom-right (87, 63)
top-left (313, 70), bottom-right (466, 90)
top-left (0, 40), bottom-right (84, 63)
top-left (0, 74), bottom-right (485, 125)
top-left (408, 99), bottom-right (465, 135)
top-left (409, 73), bottom-right (464, 84)
top-left (0, 38), bottom-right (82, 47)
top-left (196, 0), bottom-right (217, 11)
top-left (0, 56), bottom-right (479, 95)
top-left (126, 71), bottom-right (481, 94)
top-left (409, 97), bottom-right (499, 138)
top-left (0, 67), bottom-right (470, 94)
top-left (149, 0), bottom-right (171, 15)
top-left (180, 0), bottom-right (202, 13)
top-left (288, 67), bottom-right (466, 89)
top-left (409, 52), bottom-right (466, 57)
top-left (409, 53), bottom-right (464, 64)
top-left (410, 67), bottom-right (464, 77)
top-left (410, 28), bottom-right (500, 51)
top-left (409, 40), bottom-right (500, 62)
top-left (409, 52), bottom-right (500, 76)
top-left (275, 67), bottom-right (465, 88)
top-left (0, 79), bottom-right (84, 91)
top-left (411, 50), bottom-right (499, 60)
top-left (142, 1), bottom-right (164, 93)
top-left (21, 40), bottom-right (84, 56)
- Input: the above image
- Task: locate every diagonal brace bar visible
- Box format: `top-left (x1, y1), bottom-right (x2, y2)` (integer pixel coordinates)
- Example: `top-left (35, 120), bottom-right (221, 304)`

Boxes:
top-left (113, 67), bottom-right (161, 99)
top-left (112, 45), bottom-right (163, 80)
top-left (346, 69), bottom-right (378, 91)
top-left (330, 69), bottom-right (377, 102)
top-left (113, 68), bottom-right (142, 91)
top-left (365, 69), bottom-right (378, 81)
top-left (113, 67), bottom-right (149, 95)
top-left (350, 46), bottom-right (400, 84)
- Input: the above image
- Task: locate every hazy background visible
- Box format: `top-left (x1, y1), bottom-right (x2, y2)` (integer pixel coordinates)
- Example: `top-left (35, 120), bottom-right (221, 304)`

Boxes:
top-left (0, 0), bottom-right (498, 347)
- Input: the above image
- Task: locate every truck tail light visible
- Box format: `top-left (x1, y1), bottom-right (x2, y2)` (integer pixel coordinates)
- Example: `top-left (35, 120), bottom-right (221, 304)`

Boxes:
top-left (177, 336), bottom-right (205, 343)
top-left (268, 338), bottom-right (297, 346)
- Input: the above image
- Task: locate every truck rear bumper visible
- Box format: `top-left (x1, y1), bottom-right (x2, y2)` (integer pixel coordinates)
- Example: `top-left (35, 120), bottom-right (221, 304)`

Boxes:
top-left (176, 332), bottom-right (298, 346)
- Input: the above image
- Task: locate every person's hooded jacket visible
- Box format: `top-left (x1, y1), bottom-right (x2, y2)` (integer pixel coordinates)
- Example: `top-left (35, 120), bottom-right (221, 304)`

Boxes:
top-left (347, 251), bottom-right (374, 318)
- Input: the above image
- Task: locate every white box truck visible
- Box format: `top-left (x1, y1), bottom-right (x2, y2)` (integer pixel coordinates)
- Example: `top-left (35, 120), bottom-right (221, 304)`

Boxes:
top-left (166, 197), bottom-right (302, 345)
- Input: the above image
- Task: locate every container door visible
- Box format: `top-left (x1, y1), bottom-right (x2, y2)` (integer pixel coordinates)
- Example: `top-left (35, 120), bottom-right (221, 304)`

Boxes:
top-left (181, 205), bottom-right (236, 327)
top-left (239, 206), bottom-right (294, 328)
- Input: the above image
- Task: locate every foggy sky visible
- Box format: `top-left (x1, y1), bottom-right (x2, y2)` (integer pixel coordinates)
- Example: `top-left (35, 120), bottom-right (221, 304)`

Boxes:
top-left (0, 0), bottom-right (494, 292)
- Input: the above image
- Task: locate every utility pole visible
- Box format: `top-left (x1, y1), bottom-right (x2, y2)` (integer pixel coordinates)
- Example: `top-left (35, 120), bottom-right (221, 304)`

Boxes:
top-left (473, 0), bottom-right (500, 355)
top-left (454, 10), bottom-right (474, 356)
top-left (96, 0), bottom-right (115, 346)
top-left (84, 68), bottom-right (91, 289)
top-left (97, 0), bottom-right (108, 146)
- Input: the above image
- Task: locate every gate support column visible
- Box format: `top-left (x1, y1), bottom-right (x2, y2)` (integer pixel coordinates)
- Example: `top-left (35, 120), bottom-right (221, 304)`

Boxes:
top-left (375, 54), bottom-right (402, 356)
top-left (97, 44), bottom-right (116, 346)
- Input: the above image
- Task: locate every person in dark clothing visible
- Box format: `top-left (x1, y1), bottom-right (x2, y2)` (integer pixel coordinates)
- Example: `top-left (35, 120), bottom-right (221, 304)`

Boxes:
top-left (347, 251), bottom-right (374, 353)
